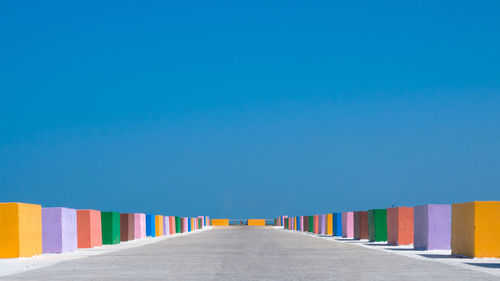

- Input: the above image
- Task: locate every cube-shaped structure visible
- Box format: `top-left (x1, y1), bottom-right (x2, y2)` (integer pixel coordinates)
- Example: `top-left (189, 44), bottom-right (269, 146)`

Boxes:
top-left (42, 207), bottom-right (77, 253)
top-left (387, 207), bottom-right (414, 245)
top-left (146, 214), bottom-right (156, 237)
top-left (368, 209), bottom-right (387, 242)
top-left (134, 213), bottom-right (146, 239)
top-left (188, 217), bottom-right (192, 232)
top-left (77, 209), bottom-right (102, 248)
top-left (198, 216), bottom-right (205, 228)
top-left (326, 214), bottom-right (333, 236)
top-left (155, 215), bottom-right (164, 236)
top-left (183, 217), bottom-right (188, 233)
top-left (313, 215), bottom-right (319, 234)
top-left (175, 216), bottom-right (181, 233)
top-left (0, 202), bottom-right (42, 258)
top-left (163, 216), bottom-right (170, 235)
top-left (333, 213), bottom-right (342, 236)
top-left (170, 216), bottom-right (176, 234)
top-left (120, 213), bottom-right (134, 242)
top-left (414, 204), bottom-right (451, 250)
top-left (342, 212), bottom-right (354, 238)
top-left (309, 216), bottom-right (314, 233)
top-left (452, 201), bottom-right (500, 258)
top-left (320, 215), bottom-right (326, 234)
top-left (248, 219), bottom-right (266, 226)
top-left (101, 211), bottom-right (120, 245)
top-left (354, 211), bottom-right (369, 240)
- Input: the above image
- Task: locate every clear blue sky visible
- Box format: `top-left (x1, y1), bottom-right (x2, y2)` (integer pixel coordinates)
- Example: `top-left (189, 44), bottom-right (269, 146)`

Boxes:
top-left (1, 0), bottom-right (499, 218)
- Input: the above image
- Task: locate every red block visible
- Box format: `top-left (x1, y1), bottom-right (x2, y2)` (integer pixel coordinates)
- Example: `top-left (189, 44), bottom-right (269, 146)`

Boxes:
top-left (387, 207), bottom-right (414, 245)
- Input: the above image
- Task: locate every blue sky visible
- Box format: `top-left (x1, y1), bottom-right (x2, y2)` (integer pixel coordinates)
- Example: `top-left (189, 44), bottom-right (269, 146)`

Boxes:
top-left (1, 0), bottom-right (499, 218)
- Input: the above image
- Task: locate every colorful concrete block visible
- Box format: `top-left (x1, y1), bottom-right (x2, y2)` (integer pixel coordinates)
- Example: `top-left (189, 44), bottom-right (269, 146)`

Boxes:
top-left (368, 209), bottom-right (387, 242)
top-left (326, 214), bottom-right (333, 236)
top-left (182, 217), bottom-right (188, 233)
top-left (342, 212), bottom-right (354, 238)
top-left (163, 216), bottom-right (170, 235)
top-left (333, 213), bottom-right (342, 236)
top-left (354, 211), bottom-right (369, 240)
top-left (169, 216), bottom-right (175, 234)
top-left (120, 213), bottom-right (134, 242)
top-left (414, 204), bottom-right (451, 250)
top-left (77, 209), bottom-right (102, 248)
top-left (101, 211), bottom-right (120, 245)
top-left (146, 214), bottom-right (156, 237)
top-left (211, 219), bottom-right (229, 226)
top-left (42, 207), bottom-right (77, 253)
top-left (134, 213), bottom-right (146, 239)
top-left (198, 216), bottom-right (205, 228)
top-left (300, 216), bottom-right (304, 231)
top-left (451, 201), bottom-right (500, 258)
top-left (0, 202), bottom-right (42, 258)
top-left (155, 215), bottom-right (164, 236)
top-left (175, 216), bottom-right (181, 233)
top-left (314, 215), bottom-right (319, 234)
top-left (248, 219), bottom-right (266, 226)
top-left (387, 207), bottom-right (414, 245)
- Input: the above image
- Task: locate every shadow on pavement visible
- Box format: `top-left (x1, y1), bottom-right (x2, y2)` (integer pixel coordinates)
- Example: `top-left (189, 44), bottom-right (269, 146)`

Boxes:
top-left (465, 263), bottom-right (500, 269)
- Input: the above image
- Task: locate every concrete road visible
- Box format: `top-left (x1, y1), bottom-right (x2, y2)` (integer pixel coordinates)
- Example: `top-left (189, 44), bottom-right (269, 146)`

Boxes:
top-left (2, 227), bottom-right (497, 281)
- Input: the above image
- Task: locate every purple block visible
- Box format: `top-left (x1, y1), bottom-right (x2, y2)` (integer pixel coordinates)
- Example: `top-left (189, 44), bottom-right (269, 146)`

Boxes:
top-left (42, 207), bottom-right (77, 253)
top-left (321, 214), bottom-right (326, 234)
top-left (414, 204), bottom-right (451, 250)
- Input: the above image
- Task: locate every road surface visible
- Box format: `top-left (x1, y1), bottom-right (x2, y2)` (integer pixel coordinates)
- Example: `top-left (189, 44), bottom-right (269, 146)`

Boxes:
top-left (2, 227), bottom-right (497, 281)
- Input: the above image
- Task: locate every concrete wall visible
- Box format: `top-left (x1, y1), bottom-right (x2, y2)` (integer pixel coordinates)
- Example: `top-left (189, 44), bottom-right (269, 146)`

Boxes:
top-left (0, 203), bottom-right (42, 258)
top-left (42, 207), bottom-right (77, 254)
top-left (77, 209), bottom-right (102, 249)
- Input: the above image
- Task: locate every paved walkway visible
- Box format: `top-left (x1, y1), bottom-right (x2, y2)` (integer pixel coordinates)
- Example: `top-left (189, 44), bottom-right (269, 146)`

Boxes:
top-left (3, 227), bottom-right (498, 281)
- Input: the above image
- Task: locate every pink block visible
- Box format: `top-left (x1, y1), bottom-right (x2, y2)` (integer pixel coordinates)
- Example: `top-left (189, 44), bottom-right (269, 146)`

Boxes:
top-left (134, 213), bottom-right (146, 239)
top-left (342, 212), bottom-right (354, 238)
top-left (182, 217), bottom-right (188, 233)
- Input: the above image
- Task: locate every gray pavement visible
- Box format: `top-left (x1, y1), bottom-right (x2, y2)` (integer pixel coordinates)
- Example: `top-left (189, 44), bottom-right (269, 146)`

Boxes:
top-left (2, 227), bottom-right (498, 281)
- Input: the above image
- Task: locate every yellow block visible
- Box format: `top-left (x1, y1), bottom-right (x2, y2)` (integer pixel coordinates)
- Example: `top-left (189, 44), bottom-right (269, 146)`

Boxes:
top-left (155, 215), bottom-right (163, 236)
top-left (0, 202), bottom-right (42, 258)
top-left (326, 214), bottom-right (333, 236)
top-left (248, 219), bottom-right (266, 226)
top-left (211, 219), bottom-right (229, 226)
top-left (452, 201), bottom-right (500, 258)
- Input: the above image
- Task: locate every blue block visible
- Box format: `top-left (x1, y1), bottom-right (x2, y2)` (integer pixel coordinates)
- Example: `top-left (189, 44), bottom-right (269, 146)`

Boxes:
top-left (146, 214), bottom-right (156, 237)
top-left (188, 218), bottom-right (192, 232)
top-left (333, 212), bottom-right (342, 236)
top-left (296, 216), bottom-right (300, 230)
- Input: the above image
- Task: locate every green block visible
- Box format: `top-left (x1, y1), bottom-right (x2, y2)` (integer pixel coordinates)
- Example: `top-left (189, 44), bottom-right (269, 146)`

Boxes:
top-left (308, 216), bottom-right (314, 232)
top-left (175, 216), bottom-right (181, 233)
top-left (101, 211), bottom-right (121, 245)
top-left (368, 209), bottom-right (387, 242)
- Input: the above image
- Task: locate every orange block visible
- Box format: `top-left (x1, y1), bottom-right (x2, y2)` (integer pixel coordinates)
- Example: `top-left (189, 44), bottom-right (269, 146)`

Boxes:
top-left (246, 218), bottom-right (263, 226)
top-left (155, 215), bottom-right (164, 236)
top-left (77, 209), bottom-right (102, 248)
top-left (0, 202), bottom-right (42, 258)
top-left (211, 219), bottom-right (229, 226)
top-left (314, 215), bottom-right (319, 234)
top-left (326, 214), bottom-right (333, 236)
top-left (387, 207), bottom-right (414, 245)
top-left (452, 201), bottom-right (500, 258)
